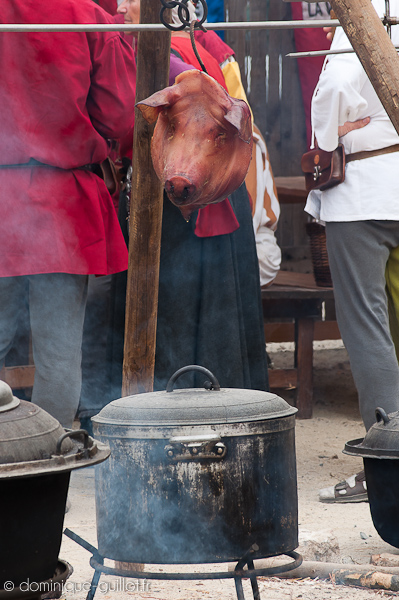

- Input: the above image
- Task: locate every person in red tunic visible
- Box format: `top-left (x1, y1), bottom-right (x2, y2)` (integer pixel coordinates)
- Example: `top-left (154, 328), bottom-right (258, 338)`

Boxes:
top-left (0, 0), bottom-right (136, 428)
top-left (95, 0), bottom-right (118, 14)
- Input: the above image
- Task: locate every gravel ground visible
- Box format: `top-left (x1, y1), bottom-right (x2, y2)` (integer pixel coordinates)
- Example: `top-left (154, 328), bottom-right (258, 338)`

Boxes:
top-left (59, 342), bottom-right (399, 600)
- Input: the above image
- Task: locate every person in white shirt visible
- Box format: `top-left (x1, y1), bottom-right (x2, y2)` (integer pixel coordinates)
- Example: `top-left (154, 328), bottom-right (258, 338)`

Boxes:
top-left (307, 0), bottom-right (399, 502)
top-left (246, 126), bottom-right (281, 287)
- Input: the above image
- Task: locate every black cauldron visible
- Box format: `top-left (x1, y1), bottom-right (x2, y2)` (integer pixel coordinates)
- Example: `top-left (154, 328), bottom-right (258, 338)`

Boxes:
top-left (93, 366), bottom-right (298, 564)
top-left (345, 407), bottom-right (399, 549)
top-left (0, 381), bottom-right (110, 589)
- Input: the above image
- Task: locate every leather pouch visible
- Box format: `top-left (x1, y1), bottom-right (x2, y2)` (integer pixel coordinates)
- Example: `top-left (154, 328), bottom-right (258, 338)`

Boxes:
top-left (83, 158), bottom-right (120, 195)
top-left (99, 157), bottom-right (119, 195)
top-left (301, 143), bottom-right (345, 192)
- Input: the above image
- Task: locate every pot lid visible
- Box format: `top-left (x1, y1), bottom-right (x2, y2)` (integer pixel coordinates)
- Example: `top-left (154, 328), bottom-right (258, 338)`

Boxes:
top-left (93, 366), bottom-right (297, 427)
top-left (0, 382), bottom-right (110, 478)
top-left (344, 407), bottom-right (399, 459)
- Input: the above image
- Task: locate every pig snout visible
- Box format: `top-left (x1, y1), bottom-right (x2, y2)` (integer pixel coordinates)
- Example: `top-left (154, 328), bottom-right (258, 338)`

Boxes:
top-left (165, 176), bottom-right (197, 205)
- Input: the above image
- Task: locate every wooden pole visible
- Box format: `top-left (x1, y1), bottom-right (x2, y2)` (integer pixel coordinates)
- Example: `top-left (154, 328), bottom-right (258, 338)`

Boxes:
top-left (122, 1), bottom-right (171, 397)
top-left (329, 0), bottom-right (399, 136)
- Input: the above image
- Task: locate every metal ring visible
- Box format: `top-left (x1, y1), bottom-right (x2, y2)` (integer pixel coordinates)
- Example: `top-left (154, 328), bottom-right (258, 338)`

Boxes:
top-left (159, 0), bottom-right (208, 31)
top-left (90, 551), bottom-right (302, 580)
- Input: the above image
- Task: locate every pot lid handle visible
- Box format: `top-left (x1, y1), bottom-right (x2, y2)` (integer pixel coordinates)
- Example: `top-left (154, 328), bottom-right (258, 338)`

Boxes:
top-left (0, 380), bottom-right (20, 412)
top-left (166, 365), bottom-right (221, 392)
top-left (375, 407), bottom-right (390, 425)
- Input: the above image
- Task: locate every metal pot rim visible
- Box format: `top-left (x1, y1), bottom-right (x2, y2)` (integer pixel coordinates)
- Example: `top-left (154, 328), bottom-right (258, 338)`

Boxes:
top-left (92, 406), bottom-right (297, 428)
top-left (344, 408), bottom-right (399, 459)
top-left (344, 437), bottom-right (399, 459)
top-left (0, 433), bottom-right (110, 479)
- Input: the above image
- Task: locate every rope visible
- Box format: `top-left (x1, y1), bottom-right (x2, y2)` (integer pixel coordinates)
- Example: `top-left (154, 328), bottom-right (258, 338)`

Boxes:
top-left (189, 19), bottom-right (207, 73)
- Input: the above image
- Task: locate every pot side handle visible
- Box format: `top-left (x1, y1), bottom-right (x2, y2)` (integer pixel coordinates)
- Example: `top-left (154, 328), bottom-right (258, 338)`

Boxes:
top-left (166, 365), bottom-right (221, 392)
top-left (55, 429), bottom-right (90, 457)
top-left (165, 434), bottom-right (227, 461)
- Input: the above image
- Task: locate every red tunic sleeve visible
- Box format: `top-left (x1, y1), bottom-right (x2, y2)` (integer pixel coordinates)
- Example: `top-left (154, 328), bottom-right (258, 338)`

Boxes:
top-left (95, 0), bottom-right (118, 15)
top-left (0, 0), bottom-right (136, 276)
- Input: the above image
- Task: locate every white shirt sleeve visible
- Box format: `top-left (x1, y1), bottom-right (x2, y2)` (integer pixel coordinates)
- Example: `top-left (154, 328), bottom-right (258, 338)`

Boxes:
top-left (312, 29), bottom-right (368, 151)
top-left (255, 226), bottom-right (282, 287)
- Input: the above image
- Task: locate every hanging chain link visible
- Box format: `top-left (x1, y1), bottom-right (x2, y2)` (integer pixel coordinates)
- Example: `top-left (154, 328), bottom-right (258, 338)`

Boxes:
top-left (159, 0), bottom-right (208, 31)
top-left (384, 0), bottom-right (392, 37)
top-left (382, 0), bottom-right (399, 37)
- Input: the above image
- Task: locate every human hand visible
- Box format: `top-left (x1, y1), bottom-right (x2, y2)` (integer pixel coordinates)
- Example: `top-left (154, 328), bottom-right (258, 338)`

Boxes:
top-left (338, 117), bottom-right (370, 137)
top-left (323, 26), bottom-right (334, 42)
top-left (324, 10), bottom-right (337, 42)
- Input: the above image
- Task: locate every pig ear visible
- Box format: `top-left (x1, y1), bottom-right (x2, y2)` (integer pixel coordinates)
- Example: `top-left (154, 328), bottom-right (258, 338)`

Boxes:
top-left (136, 87), bottom-right (182, 124)
top-left (224, 98), bottom-right (253, 144)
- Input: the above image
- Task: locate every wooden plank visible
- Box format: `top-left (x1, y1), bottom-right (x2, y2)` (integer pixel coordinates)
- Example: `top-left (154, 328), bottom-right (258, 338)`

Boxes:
top-left (0, 366), bottom-right (35, 389)
top-left (268, 368), bottom-right (298, 389)
top-left (270, 270), bottom-right (317, 288)
top-left (275, 176), bottom-right (307, 204)
top-left (122, 0), bottom-right (171, 397)
top-left (262, 287), bottom-right (333, 301)
top-left (265, 321), bottom-right (341, 343)
top-left (225, 0), bottom-right (310, 272)
top-left (224, 0), bottom-right (246, 72)
top-left (225, 0), bottom-right (307, 177)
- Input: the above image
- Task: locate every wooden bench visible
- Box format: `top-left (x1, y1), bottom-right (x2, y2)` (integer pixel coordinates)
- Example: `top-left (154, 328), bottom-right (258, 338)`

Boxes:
top-left (262, 263), bottom-right (338, 420)
top-left (0, 364), bottom-right (35, 389)
top-left (0, 325), bottom-right (35, 391)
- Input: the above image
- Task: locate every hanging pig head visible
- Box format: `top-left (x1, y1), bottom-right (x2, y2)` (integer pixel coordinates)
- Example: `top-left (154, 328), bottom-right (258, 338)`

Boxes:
top-left (136, 69), bottom-right (253, 220)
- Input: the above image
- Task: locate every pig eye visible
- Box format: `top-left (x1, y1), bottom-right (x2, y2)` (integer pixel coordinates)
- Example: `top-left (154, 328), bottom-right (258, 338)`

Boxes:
top-left (215, 132), bottom-right (227, 147)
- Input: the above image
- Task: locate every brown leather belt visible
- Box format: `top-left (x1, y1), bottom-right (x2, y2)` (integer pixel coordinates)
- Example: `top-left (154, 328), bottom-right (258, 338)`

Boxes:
top-left (346, 143), bottom-right (399, 163)
top-left (0, 158), bottom-right (99, 170)
top-left (0, 158), bottom-right (117, 194)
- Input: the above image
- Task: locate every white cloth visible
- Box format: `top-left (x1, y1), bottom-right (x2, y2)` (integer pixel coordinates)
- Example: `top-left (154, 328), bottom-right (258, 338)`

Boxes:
top-left (255, 226), bottom-right (282, 287)
top-left (305, 0), bottom-right (399, 222)
top-left (251, 129), bottom-right (281, 286)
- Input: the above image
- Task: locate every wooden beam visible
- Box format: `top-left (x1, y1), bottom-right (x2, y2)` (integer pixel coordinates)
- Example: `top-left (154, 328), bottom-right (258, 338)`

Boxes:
top-left (122, 1), bottom-right (171, 397)
top-left (329, 0), bottom-right (399, 136)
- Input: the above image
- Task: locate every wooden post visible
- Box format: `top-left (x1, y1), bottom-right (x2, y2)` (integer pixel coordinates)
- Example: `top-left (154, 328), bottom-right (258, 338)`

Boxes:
top-left (122, 1), bottom-right (171, 397)
top-left (329, 0), bottom-right (399, 136)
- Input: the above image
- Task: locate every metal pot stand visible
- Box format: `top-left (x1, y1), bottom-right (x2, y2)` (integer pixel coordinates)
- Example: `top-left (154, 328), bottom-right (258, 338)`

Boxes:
top-left (64, 528), bottom-right (302, 600)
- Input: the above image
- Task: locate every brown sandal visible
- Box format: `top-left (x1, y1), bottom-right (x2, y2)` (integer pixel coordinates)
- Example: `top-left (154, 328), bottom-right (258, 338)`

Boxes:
top-left (319, 470), bottom-right (368, 503)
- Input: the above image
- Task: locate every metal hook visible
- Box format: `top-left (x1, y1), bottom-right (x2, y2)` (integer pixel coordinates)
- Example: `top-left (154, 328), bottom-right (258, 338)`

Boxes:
top-left (159, 0), bottom-right (208, 31)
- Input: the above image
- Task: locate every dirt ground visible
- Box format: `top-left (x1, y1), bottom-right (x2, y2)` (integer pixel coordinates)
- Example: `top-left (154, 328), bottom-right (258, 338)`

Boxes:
top-left (60, 341), bottom-right (399, 600)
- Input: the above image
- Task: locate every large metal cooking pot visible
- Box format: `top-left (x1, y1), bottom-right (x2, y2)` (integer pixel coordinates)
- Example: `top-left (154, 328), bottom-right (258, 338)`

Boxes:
top-left (345, 407), bottom-right (399, 549)
top-left (93, 366), bottom-right (298, 564)
top-left (0, 381), bottom-right (110, 589)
